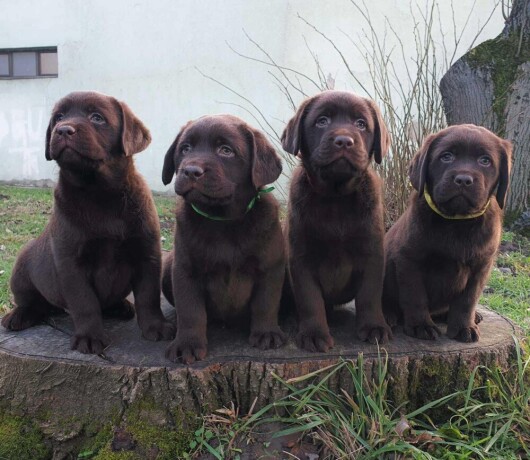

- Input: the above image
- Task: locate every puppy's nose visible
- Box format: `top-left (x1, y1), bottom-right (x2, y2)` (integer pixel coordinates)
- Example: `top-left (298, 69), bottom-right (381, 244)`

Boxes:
top-left (334, 135), bottom-right (354, 149)
top-left (454, 174), bottom-right (474, 187)
top-left (56, 125), bottom-right (76, 136)
top-left (182, 165), bottom-right (204, 180)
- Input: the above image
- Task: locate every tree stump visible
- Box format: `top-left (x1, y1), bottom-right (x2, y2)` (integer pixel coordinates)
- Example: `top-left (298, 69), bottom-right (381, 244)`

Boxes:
top-left (0, 298), bottom-right (520, 444)
top-left (440, 0), bottom-right (530, 216)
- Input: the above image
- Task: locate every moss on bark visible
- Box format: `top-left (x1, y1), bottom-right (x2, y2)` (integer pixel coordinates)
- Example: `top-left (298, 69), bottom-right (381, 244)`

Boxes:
top-left (0, 412), bottom-right (51, 460)
top-left (466, 31), bottom-right (530, 135)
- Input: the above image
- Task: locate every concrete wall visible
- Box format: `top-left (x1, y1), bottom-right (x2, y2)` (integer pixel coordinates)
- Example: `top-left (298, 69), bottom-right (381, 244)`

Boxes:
top-left (0, 0), bottom-right (504, 192)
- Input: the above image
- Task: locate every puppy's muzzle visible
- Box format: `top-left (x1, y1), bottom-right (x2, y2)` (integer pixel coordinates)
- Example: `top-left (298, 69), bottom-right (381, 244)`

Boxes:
top-left (56, 125), bottom-right (76, 137)
top-left (50, 124), bottom-right (77, 159)
top-left (334, 135), bottom-right (354, 149)
top-left (319, 157), bottom-right (356, 183)
top-left (182, 165), bottom-right (205, 181)
top-left (453, 174), bottom-right (473, 187)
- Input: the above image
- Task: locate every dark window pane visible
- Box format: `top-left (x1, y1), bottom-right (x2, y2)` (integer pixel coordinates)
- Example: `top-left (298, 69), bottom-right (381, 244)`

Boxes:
top-left (13, 52), bottom-right (37, 77)
top-left (0, 54), bottom-right (8, 76)
top-left (40, 52), bottom-right (58, 75)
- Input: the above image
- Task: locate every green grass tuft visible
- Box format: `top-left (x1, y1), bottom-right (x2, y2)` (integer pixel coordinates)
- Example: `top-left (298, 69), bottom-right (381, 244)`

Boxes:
top-left (227, 343), bottom-right (529, 459)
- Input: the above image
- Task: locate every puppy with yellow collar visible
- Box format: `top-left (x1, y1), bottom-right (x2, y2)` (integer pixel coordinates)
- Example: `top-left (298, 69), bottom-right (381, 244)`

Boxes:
top-left (382, 124), bottom-right (512, 342)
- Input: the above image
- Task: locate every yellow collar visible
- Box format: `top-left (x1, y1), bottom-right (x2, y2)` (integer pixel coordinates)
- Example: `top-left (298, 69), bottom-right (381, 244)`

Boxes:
top-left (423, 187), bottom-right (490, 220)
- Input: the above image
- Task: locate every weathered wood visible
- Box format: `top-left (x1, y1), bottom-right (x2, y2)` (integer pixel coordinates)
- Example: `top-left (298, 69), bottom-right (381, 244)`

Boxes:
top-left (0, 299), bottom-right (520, 445)
top-left (440, 0), bottom-right (530, 215)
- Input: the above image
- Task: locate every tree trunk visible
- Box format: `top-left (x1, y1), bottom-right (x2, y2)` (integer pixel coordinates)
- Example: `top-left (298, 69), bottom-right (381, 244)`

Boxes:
top-left (440, 0), bottom-right (530, 217)
top-left (0, 302), bottom-right (521, 455)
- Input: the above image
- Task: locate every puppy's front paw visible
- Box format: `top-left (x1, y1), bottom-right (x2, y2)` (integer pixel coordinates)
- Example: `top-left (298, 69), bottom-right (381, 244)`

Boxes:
top-left (165, 336), bottom-right (207, 364)
top-left (447, 324), bottom-right (480, 343)
top-left (71, 331), bottom-right (110, 354)
top-left (1, 306), bottom-right (43, 331)
top-left (141, 320), bottom-right (176, 341)
top-left (249, 328), bottom-right (286, 350)
top-left (296, 326), bottom-right (334, 353)
top-left (404, 321), bottom-right (441, 340)
top-left (357, 321), bottom-right (393, 344)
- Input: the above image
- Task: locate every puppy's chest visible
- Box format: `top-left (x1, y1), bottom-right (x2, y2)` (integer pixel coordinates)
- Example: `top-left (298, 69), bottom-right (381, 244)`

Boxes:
top-left (205, 267), bottom-right (255, 321)
top-left (77, 238), bottom-right (137, 268)
top-left (303, 201), bottom-right (371, 244)
top-left (196, 244), bottom-right (261, 320)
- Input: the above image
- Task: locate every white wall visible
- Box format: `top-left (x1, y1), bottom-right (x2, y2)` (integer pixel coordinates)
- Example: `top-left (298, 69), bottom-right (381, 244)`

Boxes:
top-left (0, 0), bottom-right (504, 192)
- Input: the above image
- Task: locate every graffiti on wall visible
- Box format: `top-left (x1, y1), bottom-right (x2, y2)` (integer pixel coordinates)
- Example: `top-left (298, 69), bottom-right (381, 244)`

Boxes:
top-left (0, 107), bottom-right (46, 179)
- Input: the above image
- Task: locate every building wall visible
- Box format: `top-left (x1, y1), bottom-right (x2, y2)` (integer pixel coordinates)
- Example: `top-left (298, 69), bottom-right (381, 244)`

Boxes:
top-left (0, 0), bottom-right (504, 191)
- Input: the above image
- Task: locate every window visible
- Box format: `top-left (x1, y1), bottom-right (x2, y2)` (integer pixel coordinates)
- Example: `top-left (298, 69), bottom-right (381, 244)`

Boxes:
top-left (0, 47), bottom-right (58, 79)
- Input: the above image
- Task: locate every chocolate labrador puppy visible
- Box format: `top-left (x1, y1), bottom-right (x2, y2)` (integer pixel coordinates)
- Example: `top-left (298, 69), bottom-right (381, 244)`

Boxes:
top-left (282, 90), bottom-right (392, 352)
top-left (2, 91), bottom-right (175, 354)
top-left (161, 114), bottom-right (286, 364)
top-left (383, 124), bottom-right (512, 342)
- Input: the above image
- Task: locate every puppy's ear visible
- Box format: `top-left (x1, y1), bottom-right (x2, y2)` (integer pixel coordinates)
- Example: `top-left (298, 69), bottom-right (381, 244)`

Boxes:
top-left (162, 121), bottom-right (191, 186)
top-left (496, 139), bottom-right (513, 209)
top-left (281, 98), bottom-right (313, 156)
top-left (250, 129), bottom-right (282, 188)
top-left (365, 98), bottom-right (390, 164)
top-left (409, 133), bottom-right (438, 196)
top-left (45, 119), bottom-right (53, 161)
top-left (118, 101), bottom-right (151, 156)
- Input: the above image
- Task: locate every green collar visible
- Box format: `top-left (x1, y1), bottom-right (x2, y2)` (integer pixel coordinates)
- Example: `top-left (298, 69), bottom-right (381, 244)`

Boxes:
top-left (424, 186), bottom-right (490, 220)
top-left (190, 186), bottom-right (275, 221)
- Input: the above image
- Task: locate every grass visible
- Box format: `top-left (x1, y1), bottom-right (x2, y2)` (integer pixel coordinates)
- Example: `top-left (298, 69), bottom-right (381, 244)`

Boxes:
top-left (0, 186), bottom-right (54, 314)
top-left (187, 344), bottom-right (529, 459)
top-left (481, 231), bottom-right (530, 334)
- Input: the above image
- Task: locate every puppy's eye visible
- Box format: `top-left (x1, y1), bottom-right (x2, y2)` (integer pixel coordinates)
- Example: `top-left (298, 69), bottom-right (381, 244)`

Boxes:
top-left (440, 152), bottom-right (454, 163)
top-left (89, 113), bottom-right (106, 124)
top-left (355, 119), bottom-right (367, 130)
top-left (218, 145), bottom-right (234, 157)
top-left (478, 156), bottom-right (491, 166)
top-left (180, 144), bottom-right (191, 154)
top-left (55, 113), bottom-right (64, 122)
top-left (315, 116), bottom-right (330, 128)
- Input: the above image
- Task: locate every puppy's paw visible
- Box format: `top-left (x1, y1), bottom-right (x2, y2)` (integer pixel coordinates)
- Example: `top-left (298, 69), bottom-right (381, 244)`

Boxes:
top-left (357, 322), bottom-right (393, 344)
top-left (296, 327), bottom-right (334, 353)
top-left (249, 328), bottom-right (286, 350)
top-left (404, 321), bottom-right (441, 340)
top-left (104, 299), bottom-right (135, 320)
top-left (141, 320), bottom-right (176, 341)
top-left (447, 324), bottom-right (480, 343)
top-left (1, 307), bottom-right (43, 331)
top-left (71, 331), bottom-right (110, 355)
top-left (165, 336), bottom-right (207, 364)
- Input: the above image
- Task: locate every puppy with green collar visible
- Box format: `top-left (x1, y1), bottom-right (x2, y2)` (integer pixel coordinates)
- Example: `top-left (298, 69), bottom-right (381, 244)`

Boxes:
top-left (161, 115), bottom-right (286, 364)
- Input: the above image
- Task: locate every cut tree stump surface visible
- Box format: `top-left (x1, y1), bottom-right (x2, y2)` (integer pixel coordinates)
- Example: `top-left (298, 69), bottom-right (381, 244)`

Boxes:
top-left (0, 299), bottom-right (520, 442)
top-left (0, 302), bottom-right (515, 367)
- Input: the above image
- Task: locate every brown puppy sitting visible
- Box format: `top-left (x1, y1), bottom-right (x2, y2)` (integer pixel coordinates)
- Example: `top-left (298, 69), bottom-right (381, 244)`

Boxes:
top-left (161, 114), bottom-right (286, 364)
top-left (282, 90), bottom-right (392, 352)
top-left (2, 91), bottom-right (175, 354)
top-left (383, 124), bottom-right (512, 342)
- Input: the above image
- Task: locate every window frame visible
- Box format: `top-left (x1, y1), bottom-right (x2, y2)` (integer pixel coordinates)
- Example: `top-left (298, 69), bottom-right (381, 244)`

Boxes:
top-left (0, 47), bottom-right (58, 79)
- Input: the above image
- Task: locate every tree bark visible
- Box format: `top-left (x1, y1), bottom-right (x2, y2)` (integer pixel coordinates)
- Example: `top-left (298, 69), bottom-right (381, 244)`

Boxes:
top-left (440, 0), bottom-right (530, 217)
